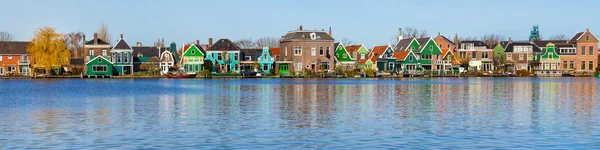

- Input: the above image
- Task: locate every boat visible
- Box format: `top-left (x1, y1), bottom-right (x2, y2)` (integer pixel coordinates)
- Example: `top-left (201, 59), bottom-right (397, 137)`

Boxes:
top-left (241, 71), bottom-right (258, 77)
top-left (165, 69), bottom-right (197, 78)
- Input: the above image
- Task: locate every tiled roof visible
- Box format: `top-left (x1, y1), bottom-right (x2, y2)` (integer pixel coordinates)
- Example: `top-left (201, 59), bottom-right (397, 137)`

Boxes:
top-left (394, 39), bottom-right (413, 51)
top-left (70, 58), bottom-right (84, 65)
top-left (113, 39), bottom-right (131, 50)
top-left (345, 45), bottom-right (362, 53)
top-left (416, 38), bottom-right (431, 51)
top-left (132, 46), bottom-right (169, 58)
top-left (534, 40), bottom-right (568, 47)
top-left (392, 51), bottom-right (410, 61)
top-left (0, 41), bottom-right (29, 55)
top-left (460, 40), bottom-right (488, 48)
top-left (281, 30), bottom-right (334, 42)
top-left (241, 48), bottom-right (261, 60)
top-left (207, 39), bottom-right (242, 51)
top-left (568, 32), bottom-right (584, 44)
top-left (504, 42), bottom-right (543, 52)
top-left (270, 47), bottom-right (280, 56)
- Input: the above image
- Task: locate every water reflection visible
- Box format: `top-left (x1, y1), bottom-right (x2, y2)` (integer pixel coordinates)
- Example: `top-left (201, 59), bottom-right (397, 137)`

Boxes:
top-left (0, 78), bottom-right (598, 149)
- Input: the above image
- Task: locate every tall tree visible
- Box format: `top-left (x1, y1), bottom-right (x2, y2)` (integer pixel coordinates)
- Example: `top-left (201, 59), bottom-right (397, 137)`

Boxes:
top-left (549, 34), bottom-right (567, 40)
top-left (154, 38), bottom-right (165, 47)
top-left (234, 38), bottom-right (255, 48)
top-left (480, 34), bottom-right (505, 47)
top-left (96, 23), bottom-right (111, 43)
top-left (255, 37), bottom-right (279, 48)
top-left (64, 31), bottom-right (84, 58)
top-left (341, 38), bottom-right (353, 45)
top-left (0, 31), bottom-right (13, 41)
top-left (27, 27), bottom-right (70, 74)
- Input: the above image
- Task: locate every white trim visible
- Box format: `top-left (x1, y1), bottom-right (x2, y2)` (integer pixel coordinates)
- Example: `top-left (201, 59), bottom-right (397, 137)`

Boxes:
top-left (185, 44), bottom-right (205, 56)
top-left (83, 45), bottom-right (111, 48)
top-left (576, 30), bottom-right (599, 42)
top-left (85, 56), bottom-right (114, 65)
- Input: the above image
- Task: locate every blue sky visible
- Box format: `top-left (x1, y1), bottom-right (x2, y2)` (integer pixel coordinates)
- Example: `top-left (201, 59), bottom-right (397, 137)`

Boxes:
top-left (0, 0), bottom-right (597, 47)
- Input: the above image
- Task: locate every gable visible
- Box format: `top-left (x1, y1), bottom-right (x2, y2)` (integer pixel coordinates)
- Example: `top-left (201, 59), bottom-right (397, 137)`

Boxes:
top-left (577, 31), bottom-right (599, 43)
top-left (357, 45), bottom-right (369, 54)
top-left (86, 56), bottom-right (113, 65)
top-left (408, 39), bottom-right (420, 52)
top-left (184, 44), bottom-right (205, 56)
top-left (419, 39), bottom-right (442, 55)
top-left (113, 39), bottom-right (132, 50)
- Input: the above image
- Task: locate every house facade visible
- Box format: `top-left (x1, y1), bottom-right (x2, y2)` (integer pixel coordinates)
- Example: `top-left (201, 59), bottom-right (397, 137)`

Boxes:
top-left (334, 43), bottom-right (355, 70)
top-left (376, 45), bottom-right (396, 72)
top-left (503, 39), bottom-right (542, 72)
top-left (206, 39), bottom-right (242, 73)
top-left (393, 50), bottom-right (419, 74)
top-left (535, 43), bottom-right (561, 76)
top-left (111, 34), bottom-right (133, 75)
top-left (84, 33), bottom-right (112, 76)
top-left (86, 56), bottom-right (114, 76)
top-left (279, 26), bottom-right (335, 72)
top-left (458, 40), bottom-right (495, 71)
top-left (132, 45), bottom-right (168, 73)
top-left (0, 41), bottom-right (31, 76)
top-left (240, 48), bottom-right (260, 72)
top-left (560, 29), bottom-right (598, 75)
top-left (182, 43), bottom-right (206, 73)
top-left (257, 47), bottom-right (275, 72)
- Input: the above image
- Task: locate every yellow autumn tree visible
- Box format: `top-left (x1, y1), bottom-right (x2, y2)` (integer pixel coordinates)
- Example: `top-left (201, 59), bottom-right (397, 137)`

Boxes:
top-left (27, 27), bottom-right (70, 74)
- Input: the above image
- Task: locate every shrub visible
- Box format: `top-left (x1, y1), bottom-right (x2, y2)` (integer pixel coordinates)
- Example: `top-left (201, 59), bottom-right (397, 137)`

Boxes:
top-left (202, 70), bottom-right (211, 78)
top-left (595, 66), bottom-right (600, 77)
top-left (364, 68), bottom-right (375, 77)
top-left (345, 70), bottom-right (357, 78)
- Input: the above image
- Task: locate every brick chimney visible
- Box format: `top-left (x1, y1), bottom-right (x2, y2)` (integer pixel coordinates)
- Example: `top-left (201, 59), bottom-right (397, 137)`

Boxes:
top-left (94, 33), bottom-right (98, 44)
top-left (328, 27), bottom-right (332, 36)
top-left (120, 34), bottom-right (123, 39)
top-left (208, 38), bottom-right (213, 47)
top-left (587, 28), bottom-right (590, 32)
top-left (83, 34), bottom-right (86, 44)
top-left (196, 40), bottom-right (200, 45)
top-left (299, 25), bottom-right (303, 31)
top-left (509, 37), bottom-right (512, 43)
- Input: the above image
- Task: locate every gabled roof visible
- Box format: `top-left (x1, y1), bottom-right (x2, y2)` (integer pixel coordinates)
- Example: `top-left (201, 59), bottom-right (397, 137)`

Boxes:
top-left (207, 39), bottom-right (242, 51)
top-left (183, 44), bottom-right (207, 55)
top-left (392, 51), bottom-right (411, 61)
top-left (0, 41), bottom-right (29, 55)
top-left (345, 45), bottom-right (362, 53)
top-left (113, 39), bottom-right (131, 50)
top-left (358, 46), bottom-right (387, 64)
top-left (438, 35), bottom-right (455, 45)
top-left (132, 46), bottom-right (169, 58)
top-left (416, 38), bottom-right (431, 51)
top-left (504, 41), bottom-right (543, 52)
top-left (85, 39), bottom-right (109, 45)
top-left (85, 56), bottom-right (113, 65)
top-left (394, 39), bottom-right (414, 51)
top-left (568, 32), bottom-right (584, 44)
top-left (534, 40), bottom-right (568, 47)
top-left (241, 48), bottom-right (261, 60)
top-left (280, 30), bottom-right (334, 42)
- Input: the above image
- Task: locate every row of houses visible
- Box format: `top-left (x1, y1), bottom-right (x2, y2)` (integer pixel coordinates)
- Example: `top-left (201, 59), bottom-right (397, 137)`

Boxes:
top-left (0, 26), bottom-right (598, 77)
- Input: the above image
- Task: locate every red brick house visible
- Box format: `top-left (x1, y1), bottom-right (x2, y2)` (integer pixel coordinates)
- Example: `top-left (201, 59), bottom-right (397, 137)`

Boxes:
top-left (279, 26), bottom-right (335, 72)
top-left (0, 41), bottom-right (31, 76)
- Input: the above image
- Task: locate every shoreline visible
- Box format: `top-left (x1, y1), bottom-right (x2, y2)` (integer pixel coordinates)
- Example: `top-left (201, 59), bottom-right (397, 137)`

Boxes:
top-left (0, 75), bottom-right (596, 79)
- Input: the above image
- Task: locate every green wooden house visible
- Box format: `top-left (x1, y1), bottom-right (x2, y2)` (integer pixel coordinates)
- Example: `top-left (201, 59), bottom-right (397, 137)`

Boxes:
top-left (257, 47), bottom-right (275, 72)
top-left (111, 34), bottom-right (133, 75)
top-left (535, 43), bottom-right (561, 76)
top-left (376, 45), bottom-right (396, 72)
top-left (85, 56), bottom-right (115, 76)
top-left (206, 39), bottom-right (242, 73)
top-left (416, 38), bottom-right (443, 70)
top-left (182, 44), bottom-right (205, 73)
top-left (393, 50), bottom-right (420, 73)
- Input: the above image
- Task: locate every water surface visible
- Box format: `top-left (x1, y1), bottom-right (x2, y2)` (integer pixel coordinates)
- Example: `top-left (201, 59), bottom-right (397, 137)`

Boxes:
top-left (0, 78), bottom-right (599, 149)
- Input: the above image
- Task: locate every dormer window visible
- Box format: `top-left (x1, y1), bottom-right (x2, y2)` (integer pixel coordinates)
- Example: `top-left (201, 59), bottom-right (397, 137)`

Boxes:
top-left (245, 56), bottom-right (251, 61)
top-left (310, 33), bottom-right (316, 40)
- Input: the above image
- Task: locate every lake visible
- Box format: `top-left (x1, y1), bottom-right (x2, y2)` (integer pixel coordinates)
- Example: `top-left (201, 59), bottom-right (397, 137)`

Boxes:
top-left (0, 78), bottom-right (599, 149)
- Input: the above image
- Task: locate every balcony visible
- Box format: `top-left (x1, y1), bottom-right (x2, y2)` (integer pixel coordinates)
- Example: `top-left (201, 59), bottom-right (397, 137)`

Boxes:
top-left (18, 59), bottom-right (29, 65)
top-left (435, 60), bottom-right (452, 64)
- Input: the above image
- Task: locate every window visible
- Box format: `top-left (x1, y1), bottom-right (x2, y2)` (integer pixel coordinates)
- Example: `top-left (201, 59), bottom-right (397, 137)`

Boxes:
top-left (343, 53), bottom-right (347, 58)
top-left (217, 53), bottom-right (222, 61)
top-left (549, 53), bottom-right (553, 59)
top-left (285, 47), bottom-right (288, 56)
top-left (102, 49), bottom-right (107, 56)
top-left (582, 46), bottom-right (586, 55)
top-left (361, 54), bottom-right (365, 59)
top-left (448, 45), bottom-right (450, 49)
top-left (124, 53), bottom-right (129, 63)
top-left (89, 49), bottom-right (94, 56)
top-left (527, 53), bottom-right (532, 60)
top-left (388, 62), bottom-right (394, 71)
top-left (320, 62), bottom-right (330, 70)
top-left (263, 64), bottom-right (269, 71)
top-left (310, 33), bottom-right (316, 40)
top-left (581, 61), bottom-right (586, 70)
top-left (234, 53), bottom-right (239, 61)
top-left (319, 47), bottom-right (324, 56)
top-left (429, 45), bottom-right (433, 50)
top-left (295, 61), bottom-right (302, 70)
top-left (409, 56), bottom-right (413, 62)
top-left (8, 45), bottom-right (12, 49)
top-left (0, 55), bottom-right (2, 61)
top-left (92, 65), bottom-right (107, 72)
top-left (7, 56), bottom-right (12, 60)
top-left (326, 47), bottom-right (330, 55)
top-left (98, 58), bottom-right (102, 63)
top-left (519, 54), bottom-right (523, 60)
top-left (112, 53), bottom-right (116, 62)
top-left (589, 61), bottom-right (594, 71)
top-left (245, 56), bottom-right (251, 61)
top-left (294, 46), bottom-right (302, 56)
top-left (587, 36), bottom-right (590, 41)
top-left (472, 51), bottom-right (477, 59)
top-left (117, 53), bottom-right (122, 63)
top-left (410, 47), bottom-right (415, 51)
top-left (311, 47), bottom-right (316, 56)
top-left (482, 52), bottom-right (488, 59)
top-left (590, 46), bottom-right (595, 56)
top-left (563, 61), bottom-right (567, 69)
top-left (191, 50), bottom-right (195, 54)
top-left (570, 61), bottom-right (574, 69)
top-left (8, 66), bottom-right (16, 72)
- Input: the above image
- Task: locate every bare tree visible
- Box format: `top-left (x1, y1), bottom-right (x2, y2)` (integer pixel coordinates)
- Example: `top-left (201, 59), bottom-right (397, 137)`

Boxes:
top-left (64, 31), bottom-right (84, 58)
top-left (460, 36), bottom-right (479, 41)
top-left (234, 38), bottom-right (255, 48)
top-left (255, 37), bottom-right (279, 48)
top-left (341, 38), bottom-right (353, 45)
top-left (481, 34), bottom-right (505, 47)
top-left (96, 23), bottom-right (111, 43)
top-left (548, 34), bottom-right (567, 40)
top-left (403, 27), bottom-right (429, 39)
top-left (0, 31), bottom-right (13, 41)
top-left (154, 38), bottom-right (165, 47)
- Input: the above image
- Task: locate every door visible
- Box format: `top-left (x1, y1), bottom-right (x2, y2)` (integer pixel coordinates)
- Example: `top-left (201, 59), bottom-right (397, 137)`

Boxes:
top-left (0, 67), bottom-right (3, 75)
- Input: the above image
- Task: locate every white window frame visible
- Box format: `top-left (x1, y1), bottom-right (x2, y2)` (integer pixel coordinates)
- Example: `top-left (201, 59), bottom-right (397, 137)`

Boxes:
top-left (102, 49), bottom-right (107, 56)
top-left (311, 46), bottom-right (316, 56)
top-left (506, 54), bottom-right (512, 60)
top-left (361, 54), bottom-right (365, 59)
top-left (245, 56), bottom-right (252, 61)
top-left (519, 53), bottom-right (523, 60)
top-left (7, 56), bottom-right (11, 60)
top-left (295, 61), bottom-right (302, 70)
top-left (409, 55), bottom-right (413, 62)
top-left (0, 55), bottom-right (2, 61)
top-left (294, 46), bottom-right (302, 56)
top-left (285, 47), bottom-right (288, 56)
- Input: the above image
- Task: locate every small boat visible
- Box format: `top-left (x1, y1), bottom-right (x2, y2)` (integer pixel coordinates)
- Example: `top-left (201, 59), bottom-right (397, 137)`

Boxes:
top-left (165, 69), bottom-right (197, 78)
top-left (241, 71), bottom-right (258, 77)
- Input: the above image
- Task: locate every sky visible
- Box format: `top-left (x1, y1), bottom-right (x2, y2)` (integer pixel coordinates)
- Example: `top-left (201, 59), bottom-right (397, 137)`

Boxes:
top-left (1, 0), bottom-right (598, 47)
